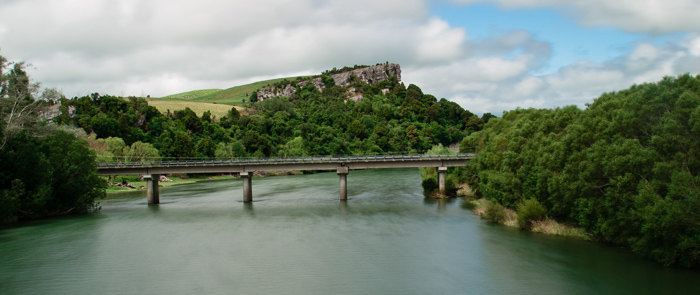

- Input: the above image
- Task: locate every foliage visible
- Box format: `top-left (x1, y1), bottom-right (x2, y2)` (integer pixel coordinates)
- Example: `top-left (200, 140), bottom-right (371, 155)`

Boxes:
top-left (516, 198), bottom-right (547, 230)
top-left (58, 72), bottom-right (482, 160)
top-left (463, 73), bottom-right (700, 268)
top-left (0, 131), bottom-right (105, 223)
top-left (484, 200), bottom-right (507, 224)
top-left (419, 144), bottom-right (459, 196)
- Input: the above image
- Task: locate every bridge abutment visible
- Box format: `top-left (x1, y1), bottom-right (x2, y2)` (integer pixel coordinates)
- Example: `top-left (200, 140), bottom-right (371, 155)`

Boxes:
top-left (337, 166), bottom-right (349, 200)
top-left (437, 167), bottom-right (447, 194)
top-left (144, 174), bottom-right (160, 205)
top-left (241, 172), bottom-right (253, 202)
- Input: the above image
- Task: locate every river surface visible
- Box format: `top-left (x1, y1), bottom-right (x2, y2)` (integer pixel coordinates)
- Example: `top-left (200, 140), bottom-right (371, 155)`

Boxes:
top-left (1, 168), bottom-right (699, 294)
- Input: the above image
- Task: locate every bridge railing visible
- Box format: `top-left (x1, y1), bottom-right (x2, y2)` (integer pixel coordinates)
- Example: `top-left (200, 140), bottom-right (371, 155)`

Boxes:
top-left (96, 153), bottom-right (476, 169)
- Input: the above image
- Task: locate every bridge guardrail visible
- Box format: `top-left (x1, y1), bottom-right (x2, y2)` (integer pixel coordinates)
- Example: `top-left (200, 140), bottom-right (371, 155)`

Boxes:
top-left (96, 153), bottom-right (475, 169)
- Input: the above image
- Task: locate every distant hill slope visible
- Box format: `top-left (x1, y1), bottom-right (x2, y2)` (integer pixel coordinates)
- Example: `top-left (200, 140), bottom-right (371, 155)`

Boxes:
top-left (147, 76), bottom-right (307, 117)
top-left (159, 76), bottom-right (308, 105)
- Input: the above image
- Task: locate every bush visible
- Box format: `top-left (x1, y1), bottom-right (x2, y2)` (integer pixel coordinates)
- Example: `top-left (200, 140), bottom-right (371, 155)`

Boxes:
top-left (517, 198), bottom-right (546, 230)
top-left (485, 200), bottom-right (507, 224)
top-left (421, 178), bottom-right (438, 196)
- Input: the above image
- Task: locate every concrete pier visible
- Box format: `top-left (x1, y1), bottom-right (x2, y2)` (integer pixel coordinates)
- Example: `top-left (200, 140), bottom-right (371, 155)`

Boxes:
top-left (337, 166), bottom-right (349, 200)
top-left (144, 174), bottom-right (160, 205)
top-left (437, 167), bottom-right (447, 194)
top-left (241, 172), bottom-right (253, 202)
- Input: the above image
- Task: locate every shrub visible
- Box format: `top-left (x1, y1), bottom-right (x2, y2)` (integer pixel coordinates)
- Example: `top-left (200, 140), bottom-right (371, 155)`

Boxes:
top-left (421, 178), bottom-right (438, 196)
top-left (485, 200), bottom-right (507, 224)
top-left (517, 198), bottom-right (546, 230)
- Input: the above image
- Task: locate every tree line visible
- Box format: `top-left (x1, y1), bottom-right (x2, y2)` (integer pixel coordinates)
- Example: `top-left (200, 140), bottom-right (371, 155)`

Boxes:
top-left (460, 74), bottom-right (700, 268)
top-left (55, 72), bottom-right (490, 161)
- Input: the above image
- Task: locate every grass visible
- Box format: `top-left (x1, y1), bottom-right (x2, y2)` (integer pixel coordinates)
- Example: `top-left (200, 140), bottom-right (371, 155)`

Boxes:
top-left (531, 219), bottom-right (587, 238)
top-left (157, 76), bottom-right (310, 106)
top-left (460, 183), bottom-right (587, 239)
top-left (161, 89), bottom-right (222, 100)
top-left (139, 76), bottom-right (311, 119)
top-left (144, 99), bottom-right (237, 118)
top-left (104, 174), bottom-right (237, 195)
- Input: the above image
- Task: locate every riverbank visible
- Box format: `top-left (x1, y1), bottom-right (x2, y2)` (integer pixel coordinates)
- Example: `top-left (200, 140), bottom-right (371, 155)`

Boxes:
top-left (456, 184), bottom-right (588, 240)
top-left (104, 171), bottom-right (303, 195)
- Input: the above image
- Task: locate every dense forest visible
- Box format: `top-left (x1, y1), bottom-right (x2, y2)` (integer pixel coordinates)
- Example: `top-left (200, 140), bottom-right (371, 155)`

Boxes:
top-left (460, 74), bottom-right (700, 268)
top-left (55, 72), bottom-right (490, 161)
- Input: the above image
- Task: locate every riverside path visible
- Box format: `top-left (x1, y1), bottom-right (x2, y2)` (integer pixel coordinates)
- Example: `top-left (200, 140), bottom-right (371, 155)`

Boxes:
top-left (97, 153), bottom-right (475, 204)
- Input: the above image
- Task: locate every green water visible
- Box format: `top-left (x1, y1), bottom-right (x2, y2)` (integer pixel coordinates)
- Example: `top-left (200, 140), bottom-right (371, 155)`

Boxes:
top-left (1, 168), bottom-right (698, 294)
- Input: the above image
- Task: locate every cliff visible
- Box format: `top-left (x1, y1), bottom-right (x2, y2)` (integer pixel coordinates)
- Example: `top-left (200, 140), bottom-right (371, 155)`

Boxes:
top-left (256, 63), bottom-right (401, 101)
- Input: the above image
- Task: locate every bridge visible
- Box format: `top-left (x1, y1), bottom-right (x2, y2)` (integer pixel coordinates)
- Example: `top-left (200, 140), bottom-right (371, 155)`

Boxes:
top-left (97, 153), bottom-right (475, 204)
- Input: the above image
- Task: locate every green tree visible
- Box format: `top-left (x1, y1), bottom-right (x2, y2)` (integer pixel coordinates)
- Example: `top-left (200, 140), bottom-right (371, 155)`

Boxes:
top-left (171, 131), bottom-right (195, 159)
top-left (215, 140), bottom-right (246, 159)
top-left (122, 141), bottom-right (160, 162)
top-left (280, 136), bottom-right (308, 157)
top-left (195, 136), bottom-right (215, 158)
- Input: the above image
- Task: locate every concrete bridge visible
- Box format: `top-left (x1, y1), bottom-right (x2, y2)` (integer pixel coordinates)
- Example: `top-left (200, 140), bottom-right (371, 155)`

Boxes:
top-left (97, 154), bottom-right (474, 204)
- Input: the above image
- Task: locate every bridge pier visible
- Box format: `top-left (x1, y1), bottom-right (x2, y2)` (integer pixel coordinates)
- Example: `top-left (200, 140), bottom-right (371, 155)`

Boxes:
top-left (437, 167), bottom-right (447, 194)
top-left (144, 174), bottom-right (160, 205)
top-left (241, 172), bottom-right (253, 202)
top-left (337, 166), bottom-right (349, 200)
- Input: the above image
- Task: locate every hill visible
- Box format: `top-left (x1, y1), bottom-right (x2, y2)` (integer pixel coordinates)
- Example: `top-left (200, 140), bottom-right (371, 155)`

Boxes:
top-left (146, 76), bottom-right (311, 117)
top-left (159, 76), bottom-right (309, 105)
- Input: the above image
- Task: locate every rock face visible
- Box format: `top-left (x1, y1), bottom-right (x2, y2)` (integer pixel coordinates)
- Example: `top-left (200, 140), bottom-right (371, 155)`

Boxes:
top-left (256, 63), bottom-right (401, 101)
top-left (331, 63), bottom-right (401, 87)
top-left (257, 84), bottom-right (297, 101)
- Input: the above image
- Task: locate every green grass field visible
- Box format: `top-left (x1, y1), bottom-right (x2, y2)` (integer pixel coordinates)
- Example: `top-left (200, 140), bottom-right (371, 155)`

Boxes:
top-left (160, 76), bottom-right (308, 105)
top-left (144, 99), bottom-right (237, 118)
top-left (135, 75), bottom-right (310, 118)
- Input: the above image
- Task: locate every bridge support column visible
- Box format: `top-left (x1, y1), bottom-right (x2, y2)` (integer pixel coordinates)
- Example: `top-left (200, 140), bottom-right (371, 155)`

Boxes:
top-left (337, 166), bottom-right (349, 200)
top-left (437, 167), bottom-right (448, 194)
top-left (241, 172), bottom-right (253, 202)
top-left (144, 174), bottom-right (160, 205)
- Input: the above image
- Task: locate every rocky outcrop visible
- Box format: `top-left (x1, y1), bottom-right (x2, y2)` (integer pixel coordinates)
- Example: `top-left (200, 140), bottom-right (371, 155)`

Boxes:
top-left (331, 63), bottom-right (401, 87)
top-left (257, 84), bottom-right (298, 101)
top-left (39, 103), bottom-right (75, 122)
top-left (256, 63), bottom-right (401, 101)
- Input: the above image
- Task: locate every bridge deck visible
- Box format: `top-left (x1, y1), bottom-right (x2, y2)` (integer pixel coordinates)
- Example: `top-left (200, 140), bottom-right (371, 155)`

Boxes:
top-left (96, 154), bottom-right (475, 175)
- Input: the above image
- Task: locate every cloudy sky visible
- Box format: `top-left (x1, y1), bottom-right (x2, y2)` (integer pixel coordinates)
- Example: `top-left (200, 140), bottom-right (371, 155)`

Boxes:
top-left (1, 0), bottom-right (699, 115)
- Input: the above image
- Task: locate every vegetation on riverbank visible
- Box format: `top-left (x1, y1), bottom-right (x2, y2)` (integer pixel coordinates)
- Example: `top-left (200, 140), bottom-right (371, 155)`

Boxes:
top-left (105, 171), bottom-right (304, 194)
top-left (1, 54), bottom-right (105, 224)
top-left (461, 74), bottom-right (700, 268)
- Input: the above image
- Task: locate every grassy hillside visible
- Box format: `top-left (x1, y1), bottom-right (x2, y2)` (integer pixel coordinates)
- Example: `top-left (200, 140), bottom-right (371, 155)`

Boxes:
top-left (161, 89), bottom-right (222, 100)
top-left (144, 99), bottom-right (237, 119)
top-left (160, 76), bottom-right (308, 105)
top-left (145, 76), bottom-right (309, 118)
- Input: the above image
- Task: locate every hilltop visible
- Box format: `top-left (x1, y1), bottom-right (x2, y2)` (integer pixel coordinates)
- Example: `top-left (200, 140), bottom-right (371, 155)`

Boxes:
top-left (149, 64), bottom-right (401, 117)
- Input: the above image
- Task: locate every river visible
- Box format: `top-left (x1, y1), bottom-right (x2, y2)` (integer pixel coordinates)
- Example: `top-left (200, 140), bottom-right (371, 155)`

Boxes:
top-left (1, 168), bottom-right (698, 294)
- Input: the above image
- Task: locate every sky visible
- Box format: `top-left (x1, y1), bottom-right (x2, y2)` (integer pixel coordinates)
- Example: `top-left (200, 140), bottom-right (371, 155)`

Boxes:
top-left (1, 0), bottom-right (700, 115)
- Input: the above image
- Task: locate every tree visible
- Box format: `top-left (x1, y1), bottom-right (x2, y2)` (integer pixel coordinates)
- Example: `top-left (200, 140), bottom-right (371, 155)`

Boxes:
top-left (0, 131), bottom-right (105, 223)
top-left (122, 141), bottom-right (160, 162)
top-left (347, 120), bottom-right (368, 139)
top-left (215, 140), bottom-right (246, 159)
top-left (171, 131), bottom-right (195, 159)
top-left (0, 56), bottom-right (48, 150)
top-left (280, 136), bottom-right (308, 157)
top-left (195, 136), bottom-right (215, 158)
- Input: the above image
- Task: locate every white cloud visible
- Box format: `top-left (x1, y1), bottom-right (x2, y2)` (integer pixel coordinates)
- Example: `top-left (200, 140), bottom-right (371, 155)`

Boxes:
top-left (1, 0), bottom-right (699, 117)
top-left (408, 34), bottom-right (700, 115)
top-left (415, 18), bottom-right (467, 63)
top-left (453, 0), bottom-right (700, 34)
